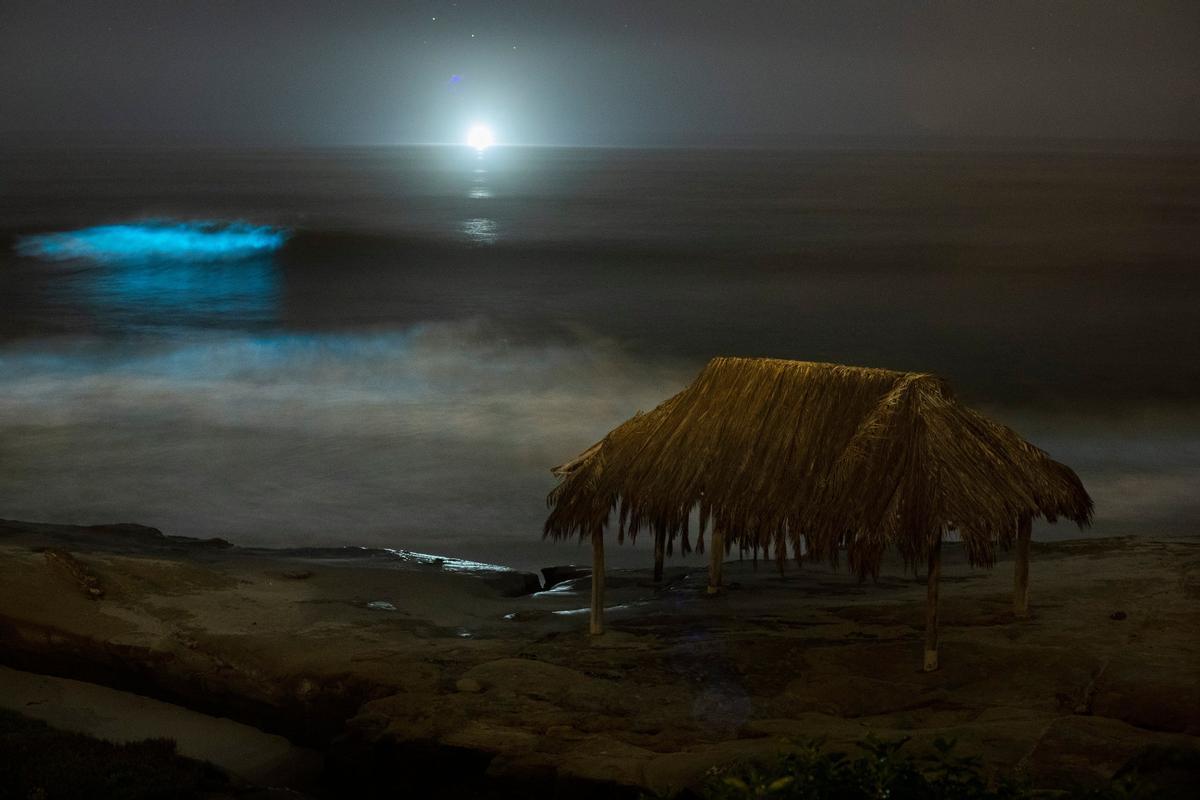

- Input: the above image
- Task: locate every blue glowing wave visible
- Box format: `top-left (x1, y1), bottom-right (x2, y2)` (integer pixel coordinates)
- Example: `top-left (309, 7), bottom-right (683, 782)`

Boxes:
top-left (17, 220), bottom-right (288, 264)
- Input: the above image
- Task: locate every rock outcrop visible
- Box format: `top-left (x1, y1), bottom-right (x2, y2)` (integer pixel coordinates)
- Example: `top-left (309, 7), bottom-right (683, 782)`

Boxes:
top-left (1, 519), bottom-right (1197, 797)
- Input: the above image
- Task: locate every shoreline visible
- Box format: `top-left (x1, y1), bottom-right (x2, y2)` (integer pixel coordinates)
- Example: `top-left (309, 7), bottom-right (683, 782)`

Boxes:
top-left (2, 517), bottom-right (1197, 797)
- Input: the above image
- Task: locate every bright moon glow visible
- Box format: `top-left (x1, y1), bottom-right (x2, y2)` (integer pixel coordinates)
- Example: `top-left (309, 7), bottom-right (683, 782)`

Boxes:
top-left (466, 124), bottom-right (495, 150)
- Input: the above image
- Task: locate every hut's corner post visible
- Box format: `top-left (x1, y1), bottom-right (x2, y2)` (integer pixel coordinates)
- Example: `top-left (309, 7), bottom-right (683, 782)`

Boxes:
top-left (924, 533), bottom-right (942, 672)
top-left (1014, 515), bottom-right (1032, 619)
top-left (707, 527), bottom-right (725, 595)
top-left (590, 527), bottom-right (606, 636)
top-left (653, 527), bottom-right (665, 583)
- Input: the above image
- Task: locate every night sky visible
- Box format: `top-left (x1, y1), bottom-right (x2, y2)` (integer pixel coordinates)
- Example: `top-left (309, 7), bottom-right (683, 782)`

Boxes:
top-left (3, 1), bottom-right (1198, 146)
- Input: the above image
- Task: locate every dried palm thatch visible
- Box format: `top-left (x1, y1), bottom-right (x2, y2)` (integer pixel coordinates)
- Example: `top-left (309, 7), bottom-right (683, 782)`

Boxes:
top-left (546, 356), bottom-right (1091, 576)
top-left (545, 357), bottom-right (1092, 663)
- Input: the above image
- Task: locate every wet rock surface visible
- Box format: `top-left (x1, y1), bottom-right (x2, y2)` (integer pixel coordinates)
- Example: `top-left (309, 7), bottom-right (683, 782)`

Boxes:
top-left (1, 519), bottom-right (1198, 798)
top-left (541, 565), bottom-right (592, 589)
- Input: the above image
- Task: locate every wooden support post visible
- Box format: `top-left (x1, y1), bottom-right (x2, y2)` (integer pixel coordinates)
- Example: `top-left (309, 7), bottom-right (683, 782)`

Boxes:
top-left (590, 528), bottom-right (605, 636)
top-left (707, 527), bottom-right (725, 594)
top-left (1014, 515), bottom-right (1032, 618)
top-left (653, 527), bottom-right (665, 583)
top-left (924, 534), bottom-right (942, 672)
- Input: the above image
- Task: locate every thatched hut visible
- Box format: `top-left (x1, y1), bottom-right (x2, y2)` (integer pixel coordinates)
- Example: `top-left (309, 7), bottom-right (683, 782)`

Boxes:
top-left (545, 357), bottom-right (1092, 670)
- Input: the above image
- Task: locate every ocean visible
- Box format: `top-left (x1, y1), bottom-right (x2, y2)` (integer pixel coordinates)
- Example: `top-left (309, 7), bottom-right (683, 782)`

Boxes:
top-left (1, 143), bottom-right (1197, 570)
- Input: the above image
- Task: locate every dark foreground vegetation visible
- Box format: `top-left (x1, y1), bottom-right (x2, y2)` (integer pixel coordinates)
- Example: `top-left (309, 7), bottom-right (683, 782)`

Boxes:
top-left (690, 737), bottom-right (1200, 800)
top-left (2, 708), bottom-right (1197, 800)
top-left (0, 709), bottom-right (229, 800)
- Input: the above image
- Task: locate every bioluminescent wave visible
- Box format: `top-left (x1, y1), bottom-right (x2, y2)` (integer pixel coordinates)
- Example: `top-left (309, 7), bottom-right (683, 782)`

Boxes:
top-left (17, 220), bottom-right (288, 263)
top-left (14, 220), bottom-right (288, 330)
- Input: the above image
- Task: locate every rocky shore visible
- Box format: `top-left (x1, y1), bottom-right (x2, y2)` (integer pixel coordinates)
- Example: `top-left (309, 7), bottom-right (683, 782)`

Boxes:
top-left (1, 518), bottom-right (1197, 798)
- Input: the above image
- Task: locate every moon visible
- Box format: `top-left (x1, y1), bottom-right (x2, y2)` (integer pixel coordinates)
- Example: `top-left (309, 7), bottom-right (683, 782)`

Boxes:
top-left (466, 124), bottom-right (495, 151)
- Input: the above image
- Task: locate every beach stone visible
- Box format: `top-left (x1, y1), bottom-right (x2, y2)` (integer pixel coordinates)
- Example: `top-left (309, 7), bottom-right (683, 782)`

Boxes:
top-left (462, 658), bottom-right (590, 696)
top-left (541, 565), bottom-right (591, 590)
top-left (442, 720), bottom-right (539, 753)
top-left (1090, 656), bottom-right (1200, 735)
top-left (456, 678), bottom-right (484, 693)
top-left (544, 724), bottom-right (587, 740)
top-left (281, 569), bottom-right (313, 580)
top-left (366, 600), bottom-right (396, 611)
top-left (1027, 715), bottom-right (1198, 789)
top-left (554, 734), bottom-right (654, 788)
top-left (482, 570), bottom-right (543, 597)
top-left (1113, 743), bottom-right (1200, 799)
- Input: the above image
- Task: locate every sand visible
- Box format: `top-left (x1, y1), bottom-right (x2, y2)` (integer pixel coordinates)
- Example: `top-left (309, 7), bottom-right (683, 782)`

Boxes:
top-left (0, 518), bottom-right (1197, 796)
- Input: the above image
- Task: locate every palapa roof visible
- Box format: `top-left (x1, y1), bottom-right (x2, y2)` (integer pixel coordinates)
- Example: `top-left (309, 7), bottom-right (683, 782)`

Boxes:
top-left (544, 357), bottom-right (1092, 578)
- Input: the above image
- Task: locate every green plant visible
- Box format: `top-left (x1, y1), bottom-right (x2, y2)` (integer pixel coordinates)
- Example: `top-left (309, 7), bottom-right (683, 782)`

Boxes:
top-left (698, 736), bottom-right (1031, 800)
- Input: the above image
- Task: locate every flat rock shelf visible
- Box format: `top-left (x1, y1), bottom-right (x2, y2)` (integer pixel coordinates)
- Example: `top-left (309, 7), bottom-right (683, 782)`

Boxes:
top-left (0, 519), bottom-right (1197, 798)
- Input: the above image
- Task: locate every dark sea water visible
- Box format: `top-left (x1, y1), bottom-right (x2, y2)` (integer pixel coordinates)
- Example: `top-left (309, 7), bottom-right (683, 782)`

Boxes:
top-left (1, 144), bottom-right (1197, 570)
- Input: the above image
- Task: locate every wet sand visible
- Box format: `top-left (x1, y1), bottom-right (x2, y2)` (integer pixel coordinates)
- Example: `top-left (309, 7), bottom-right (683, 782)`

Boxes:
top-left (1, 519), bottom-right (1197, 797)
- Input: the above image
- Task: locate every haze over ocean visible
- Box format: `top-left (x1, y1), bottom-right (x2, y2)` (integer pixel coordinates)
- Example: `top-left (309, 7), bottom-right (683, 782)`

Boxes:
top-left (1, 143), bottom-right (1197, 570)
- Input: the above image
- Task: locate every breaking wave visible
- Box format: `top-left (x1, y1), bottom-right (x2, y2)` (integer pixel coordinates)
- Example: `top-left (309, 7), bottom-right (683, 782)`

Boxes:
top-left (17, 220), bottom-right (288, 263)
